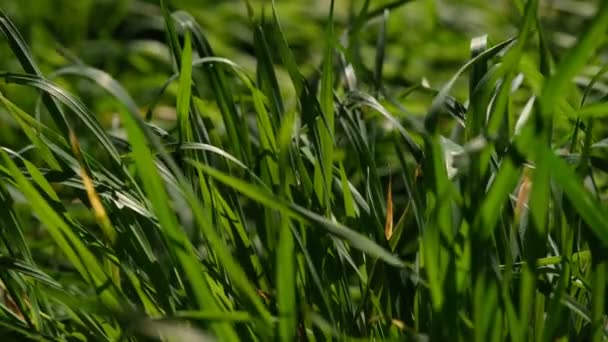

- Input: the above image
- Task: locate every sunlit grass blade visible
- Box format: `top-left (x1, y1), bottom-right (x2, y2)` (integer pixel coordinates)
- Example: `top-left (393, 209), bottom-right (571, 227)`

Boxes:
top-left (116, 106), bottom-right (238, 340)
top-left (115, 71), bottom-right (273, 335)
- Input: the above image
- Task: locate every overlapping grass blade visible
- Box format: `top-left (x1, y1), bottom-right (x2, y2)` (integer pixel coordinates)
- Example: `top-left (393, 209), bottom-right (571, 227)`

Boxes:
top-left (192, 162), bottom-right (403, 267)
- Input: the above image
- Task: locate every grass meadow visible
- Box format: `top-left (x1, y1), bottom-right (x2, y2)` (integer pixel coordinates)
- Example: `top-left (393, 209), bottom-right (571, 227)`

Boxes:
top-left (1, 0), bottom-right (608, 340)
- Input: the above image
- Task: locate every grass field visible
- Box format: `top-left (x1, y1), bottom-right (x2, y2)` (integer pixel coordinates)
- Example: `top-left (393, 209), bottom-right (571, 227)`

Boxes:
top-left (1, 0), bottom-right (608, 340)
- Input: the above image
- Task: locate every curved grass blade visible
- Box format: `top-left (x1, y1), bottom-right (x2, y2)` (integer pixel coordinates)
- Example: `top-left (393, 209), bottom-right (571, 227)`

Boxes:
top-left (0, 9), bottom-right (69, 134)
top-left (0, 73), bottom-right (126, 177)
top-left (345, 90), bottom-right (423, 161)
top-left (0, 257), bottom-right (61, 290)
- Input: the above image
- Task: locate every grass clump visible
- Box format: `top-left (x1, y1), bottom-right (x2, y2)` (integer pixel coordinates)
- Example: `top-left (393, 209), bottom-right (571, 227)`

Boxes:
top-left (0, 0), bottom-right (608, 340)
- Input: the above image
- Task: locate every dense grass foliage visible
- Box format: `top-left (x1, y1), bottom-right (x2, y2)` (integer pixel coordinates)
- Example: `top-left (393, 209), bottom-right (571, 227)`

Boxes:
top-left (1, 0), bottom-right (608, 340)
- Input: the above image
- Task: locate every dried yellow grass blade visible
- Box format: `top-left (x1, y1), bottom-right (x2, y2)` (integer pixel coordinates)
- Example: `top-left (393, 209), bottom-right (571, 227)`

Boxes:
top-left (68, 130), bottom-right (120, 287)
top-left (384, 176), bottom-right (393, 240)
top-left (68, 130), bottom-right (116, 245)
top-left (515, 166), bottom-right (533, 220)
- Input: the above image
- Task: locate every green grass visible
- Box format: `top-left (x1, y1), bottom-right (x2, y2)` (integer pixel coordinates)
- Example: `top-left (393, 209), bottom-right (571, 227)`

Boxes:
top-left (0, 0), bottom-right (608, 340)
